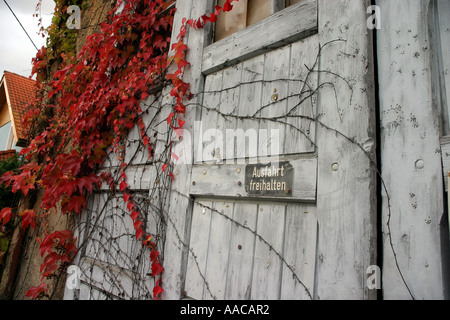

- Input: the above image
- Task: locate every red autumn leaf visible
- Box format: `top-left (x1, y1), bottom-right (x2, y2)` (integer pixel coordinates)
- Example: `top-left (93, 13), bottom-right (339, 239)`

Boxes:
top-left (133, 219), bottom-right (143, 231)
top-left (127, 201), bottom-right (135, 212)
top-left (151, 261), bottom-right (164, 277)
top-left (135, 227), bottom-right (144, 240)
top-left (131, 210), bottom-right (139, 221)
top-left (223, 0), bottom-right (233, 12)
top-left (119, 180), bottom-right (128, 191)
top-left (123, 193), bottom-right (131, 203)
top-left (0, 171), bottom-right (15, 187)
top-left (21, 209), bottom-right (37, 229)
top-left (143, 234), bottom-right (152, 246)
top-left (153, 284), bottom-right (163, 300)
top-left (39, 230), bottom-right (74, 257)
top-left (150, 249), bottom-right (159, 262)
top-left (61, 195), bottom-right (86, 215)
top-left (0, 207), bottom-right (12, 226)
top-left (25, 282), bottom-right (49, 300)
top-left (40, 252), bottom-right (59, 277)
top-left (167, 112), bottom-right (175, 126)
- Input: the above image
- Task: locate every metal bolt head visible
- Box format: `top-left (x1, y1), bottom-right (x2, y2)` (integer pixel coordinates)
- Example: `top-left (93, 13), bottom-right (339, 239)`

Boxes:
top-left (332, 163), bottom-right (339, 171)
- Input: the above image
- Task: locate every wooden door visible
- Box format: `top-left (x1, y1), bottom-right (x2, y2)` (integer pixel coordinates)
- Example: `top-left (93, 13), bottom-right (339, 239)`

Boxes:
top-left (164, 0), bottom-right (378, 300)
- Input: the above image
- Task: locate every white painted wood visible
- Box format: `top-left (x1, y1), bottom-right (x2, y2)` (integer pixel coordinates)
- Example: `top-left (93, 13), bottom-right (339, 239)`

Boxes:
top-left (436, 0), bottom-right (450, 134)
top-left (377, 0), bottom-right (446, 300)
top-left (224, 202), bottom-right (258, 300)
top-left (258, 45), bottom-right (290, 157)
top-left (197, 70), bottom-right (223, 164)
top-left (189, 157), bottom-right (317, 202)
top-left (235, 55), bottom-right (264, 161)
top-left (441, 136), bottom-right (450, 191)
top-left (285, 35), bottom-right (319, 154)
top-left (314, 0), bottom-right (377, 300)
top-left (184, 200), bottom-right (212, 299)
top-left (271, 0), bottom-right (286, 14)
top-left (250, 203), bottom-right (286, 300)
top-left (202, 201), bottom-right (233, 299)
top-left (162, 0), bottom-right (216, 300)
top-left (280, 205), bottom-right (317, 300)
top-left (215, 64), bottom-right (242, 163)
top-left (202, 0), bottom-right (318, 74)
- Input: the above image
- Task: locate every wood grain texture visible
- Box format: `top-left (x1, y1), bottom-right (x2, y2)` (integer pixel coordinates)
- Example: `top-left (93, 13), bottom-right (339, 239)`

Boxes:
top-left (202, 0), bottom-right (318, 74)
top-left (377, 0), bottom-right (447, 300)
top-left (314, 0), bottom-right (377, 300)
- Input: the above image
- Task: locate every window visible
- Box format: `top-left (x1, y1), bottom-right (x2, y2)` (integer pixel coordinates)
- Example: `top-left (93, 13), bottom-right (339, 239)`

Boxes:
top-left (215, 0), bottom-right (304, 41)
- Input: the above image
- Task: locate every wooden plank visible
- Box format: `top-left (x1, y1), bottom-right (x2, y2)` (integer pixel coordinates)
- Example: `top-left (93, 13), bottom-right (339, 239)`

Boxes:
top-left (217, 64), bottom-right (242, 163)
top-left (184, 201), bottom-right (212, 300)
top-left (258, 45), bottom-right (290, 157)
top-left (440, 135), bottom-right (450, 191)
top-left (197, 71), bottom-right (223, 164)
top-left (436, 0), bottom-right (450, 134)
top-left (190, 157), bottom-right (318, 202)
top-left (250, 203), bottom-right (286, 299)
top-left (224, 202), bottom-right (258, 299)
top-left (235, 55), bottom-right (264, 162)
top-left (315, 0), bottom-right (377, 300)
top-left (162, 0), bottom-right (216, 300)
top-left (377, 0), bottom-right (446, 299)
top-left (202, 0), bottom-right (318, 74)
top-left (284, 35), bottom-right (319, 154)
top-left (202, 201), bottom-right (233, 299)
top-left (280, 205), bottom-right (317, 300)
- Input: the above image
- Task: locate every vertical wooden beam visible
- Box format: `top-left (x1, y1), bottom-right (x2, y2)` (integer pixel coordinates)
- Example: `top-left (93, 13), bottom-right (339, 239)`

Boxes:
top-left (315, 0), bottom-right (378, 300)
top-left (271, 0), bottom-right (285, 14)
top-left (162, 0), bottom-right (216, 300)
top-left (377, 0), bottom-right (447, 299)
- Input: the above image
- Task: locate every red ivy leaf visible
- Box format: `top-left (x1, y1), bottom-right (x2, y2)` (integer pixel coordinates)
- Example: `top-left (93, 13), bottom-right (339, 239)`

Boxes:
top-left (127, 201), bottom-right (135, 212)
top-left (0, 171), bottom-right (14, 187)
top-left (131, 210), bottom-right (139, 221)
top-left (150, 249), bottom-right (159, 262)
top-left (135, 228), bottom-right (144, 240)
top-left (21, 209), bottom-right (37, 229)
top-left (223, 0), bottom-right (233, 12)
top-left (151, 261), bottom-right (164, 277)
top-left (0, 207), bottom-right (12, 226)
top-left (25, 282), bottom-right (49, 300)
top-left (153, 284), bottom-right (163, 300)
top-left (119, 180), bottom-right (128, 192)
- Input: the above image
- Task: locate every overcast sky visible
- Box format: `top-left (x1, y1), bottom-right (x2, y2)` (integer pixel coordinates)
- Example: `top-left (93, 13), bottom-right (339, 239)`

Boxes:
top-left (0, 0), bottom-right (55, 78)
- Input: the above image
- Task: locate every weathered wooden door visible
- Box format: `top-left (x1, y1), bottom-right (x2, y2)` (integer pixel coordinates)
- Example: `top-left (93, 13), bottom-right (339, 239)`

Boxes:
top-left (164, 0), bottom-right (378, 300)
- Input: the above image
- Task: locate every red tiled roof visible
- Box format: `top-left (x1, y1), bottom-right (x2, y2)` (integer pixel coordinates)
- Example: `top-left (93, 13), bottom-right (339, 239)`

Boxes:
top-left (1, 71), bottom-right (36, 144)
top-left (0, 150), bottom-right (16, 162)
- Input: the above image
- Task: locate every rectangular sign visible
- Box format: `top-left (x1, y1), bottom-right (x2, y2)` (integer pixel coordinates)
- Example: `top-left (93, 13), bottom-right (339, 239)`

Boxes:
top-left (245, 162), bottom-right (294, 197)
